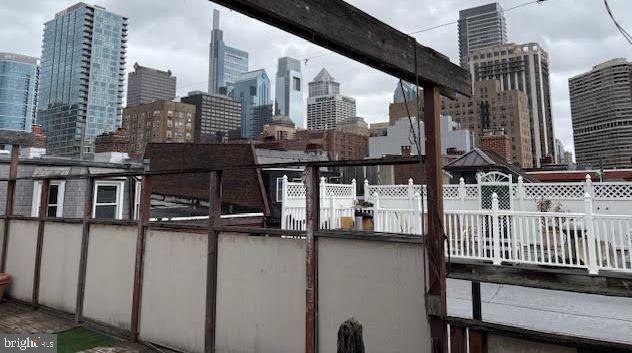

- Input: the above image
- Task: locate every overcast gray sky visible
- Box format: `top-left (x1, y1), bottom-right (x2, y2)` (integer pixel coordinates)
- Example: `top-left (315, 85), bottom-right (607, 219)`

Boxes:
top-left (2, 0), bottom-right (632, 154)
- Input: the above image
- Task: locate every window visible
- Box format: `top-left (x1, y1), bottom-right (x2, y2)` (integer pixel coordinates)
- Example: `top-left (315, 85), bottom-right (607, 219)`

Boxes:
top-left (93, 180), bottom-right (125, 219)
top-left (293, 77), bottom-right (301, 91)
top-left (134, 180), bottom-right (141, 220)
top-left (276, 177), bottom-right (285, 202)
top-left (31, 181), bottom-right (66, 217)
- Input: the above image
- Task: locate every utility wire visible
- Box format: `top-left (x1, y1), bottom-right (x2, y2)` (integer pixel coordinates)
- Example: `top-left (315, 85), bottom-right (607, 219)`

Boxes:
top-left (604, 0), bottom-right (632, 46)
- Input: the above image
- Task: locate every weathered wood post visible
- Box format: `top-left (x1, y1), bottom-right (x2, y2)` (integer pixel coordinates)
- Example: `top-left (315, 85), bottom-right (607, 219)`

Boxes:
top-left (305, 166), bottom-right (320, 353)
top-left (32, 178), bottom-right (50, 308)
top-left (75, 176), bottom-right (94, 322)
top-left (205, 171), bottom-right (222, 353)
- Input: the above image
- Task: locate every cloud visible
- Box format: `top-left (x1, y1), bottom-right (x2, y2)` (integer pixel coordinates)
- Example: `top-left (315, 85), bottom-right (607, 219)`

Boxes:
top-left (2, 0), bottom-right (631, 155)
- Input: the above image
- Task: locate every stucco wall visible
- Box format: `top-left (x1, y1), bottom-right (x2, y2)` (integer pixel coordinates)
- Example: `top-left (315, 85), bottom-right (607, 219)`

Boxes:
top-left (4, 220), bottom-right (38, 301)
top-left (318, 237), bottom-right (431, 353)
top-left (38, 222), bottom-right (82, 313)
top-left (215, 233), bottom-right (306, 353)
top-left (83, 224), bottom-right (136, 329)
top-left (139, 229), bottom-right (207, 353)
top-left (487, 335), bottom-right (577, 353)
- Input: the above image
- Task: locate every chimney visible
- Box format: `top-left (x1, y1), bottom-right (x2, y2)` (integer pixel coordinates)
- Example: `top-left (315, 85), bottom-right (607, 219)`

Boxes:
top-left (480, 129), bottom-right (512, 162)
top-left (401, 145), bottom-right (411, 157)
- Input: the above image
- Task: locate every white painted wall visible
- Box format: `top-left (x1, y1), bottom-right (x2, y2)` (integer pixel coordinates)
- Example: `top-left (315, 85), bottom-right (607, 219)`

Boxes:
top-left (318, 237), bottom-right (431, 353)
top-left (5, 220), bottom-right (38, 301)
top-left (487, 335), bottom-right (577, 353)
top-left (215, 233), bottom-right (306, 353)
top-left (39, 222), bottom-right (82, 313)
top-left (139, 230), bottom-right (207, 353)
top-left (83, 224), bottom-right (136, 329)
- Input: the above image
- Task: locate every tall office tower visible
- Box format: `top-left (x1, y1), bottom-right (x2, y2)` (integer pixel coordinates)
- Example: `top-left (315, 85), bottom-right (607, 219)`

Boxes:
top-left (233, 70), bottom-right (273, 138)
top-left (458, 2), bottom-right (507, 69)
top-left (181, 91), bottom-right (242, 143)
top-left (442, 80), bottom-right (533, 168)
top-left (126, 63), bottom-right (176, 106)
top-left (307, 68), bottom-right (356, 131)
top-left (569, 58), bottom-right (632, 169)
top-left (0, 53), bottom-right (39, 132)
top-left (208, 9), bottom-right (249, 95)
top-left (554, 138), bottom-right (565, 164)
top-left (38, 3), bottom-right (127, 159)
top-left (275, 57), bottom-right (304, 128)
top-left (469, 43), bottom-right (554, 167)
top-left (393, 81), bottom-right (417, 103)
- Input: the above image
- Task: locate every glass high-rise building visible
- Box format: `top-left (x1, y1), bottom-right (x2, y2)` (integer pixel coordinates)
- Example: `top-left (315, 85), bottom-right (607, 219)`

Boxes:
top-left (233, 69), bottom-right (272, 138)
top-left (208, 9), bottom-right (249, 95)
top-left (275, 57), bottom-right (304, 128)
top-left (0, 53), bottom-right (39, 132)
top-left (308, 68), bottom-right (340, 97)
top-left (38, 2), bottom-right (127, 159)
top-left (458, 2), bottom-right (507, 69)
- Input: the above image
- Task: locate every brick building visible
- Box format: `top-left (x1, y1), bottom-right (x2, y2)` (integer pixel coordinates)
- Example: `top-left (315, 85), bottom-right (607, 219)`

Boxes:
top-left (122, 100), bottom-right (196, 157)
top-left (94, 128), bottom-right (130, 153)
top-left (479, 130), bottom-right (512, 161)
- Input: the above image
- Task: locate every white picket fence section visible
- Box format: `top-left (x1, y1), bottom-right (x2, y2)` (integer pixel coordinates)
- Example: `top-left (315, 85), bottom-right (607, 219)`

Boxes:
top-left (364, 175), bottom-right (632, 215)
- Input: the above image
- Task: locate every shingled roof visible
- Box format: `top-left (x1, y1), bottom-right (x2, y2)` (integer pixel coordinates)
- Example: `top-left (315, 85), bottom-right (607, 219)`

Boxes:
top-left (444, 148), bottom-right (536, 182)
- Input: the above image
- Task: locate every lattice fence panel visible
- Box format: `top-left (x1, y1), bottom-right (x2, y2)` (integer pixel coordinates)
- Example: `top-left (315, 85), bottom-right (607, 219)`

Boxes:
top-left (594, 183), bottom-right (632, 200)
top-left (465, 186), bottom-right (479, 199)
top-left (325, 184), bottom-right (354, 198)
top-left (443, 185), bottom-right (460, 199)
top-left (286, 183), bottom-right (305, 198)
top-left (367, 186), bottom-right (410, 199)
top-left (523, 184), bottom-right (584, 199)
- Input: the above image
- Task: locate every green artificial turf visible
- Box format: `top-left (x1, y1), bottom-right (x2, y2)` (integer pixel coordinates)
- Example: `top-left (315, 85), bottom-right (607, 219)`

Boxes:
top-left (56, 327), bottom-right (116, 353)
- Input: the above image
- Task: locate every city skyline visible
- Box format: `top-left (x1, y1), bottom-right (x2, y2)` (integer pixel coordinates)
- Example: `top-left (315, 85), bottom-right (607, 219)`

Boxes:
top-left (2, 0), bottom-right (632, 155)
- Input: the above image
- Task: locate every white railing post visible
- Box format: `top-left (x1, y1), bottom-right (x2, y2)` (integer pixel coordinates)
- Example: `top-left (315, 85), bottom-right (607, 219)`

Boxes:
top-left (517, 176), bottom-right (524, 212)
top-left (281, 175), bottom-right (288, 229)
top-left (585, 174), bottom-right (593, 198)
top-left (374, 192), bottom-right (380, 232)
top-left (329, 194), bottom-right (335, 230)
top-left (584, 193), bottom-right (599, 275)
top-left (458, 177), bottom-right (466, 210)
top-left (492, 193), bottom-right (502, 265)
top-left (408, 178), bottom-right (414, 210)
top-left (364, 179), bottom-right (369, 202)
top-left (414, 192), bottom-right (422, 235)
top-left (351, 178), bottom-right (357, 203)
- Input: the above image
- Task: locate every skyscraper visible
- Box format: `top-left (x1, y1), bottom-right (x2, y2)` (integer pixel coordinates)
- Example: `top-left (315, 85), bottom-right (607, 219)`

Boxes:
top-left (127, 63), bottom-right (176, 106)
top-left (458, 2), bottom-right (507, 69)
top-left (469, 43), bottom-right (554, 167)
top-left (0, 53), bottom-right (39, 132)
top-left (208, 9), bottom-right (249, 95)
top-left (181, 91), bottom-right (242, 143)
top-left (307, 68), bottom-right (356, 131)
top-left (233, 69), bottom-right (273, 138)
top-left (569, 58), bottom-right (632, 169)
top-left (275, 57), bottom-right (304, 128)
top-left (38, 3), bottom-right (127, 159)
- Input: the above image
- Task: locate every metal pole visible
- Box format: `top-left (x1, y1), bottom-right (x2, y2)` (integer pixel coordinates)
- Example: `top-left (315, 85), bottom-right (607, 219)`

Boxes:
top-left (305, 166), bottom-right (320, 353)
top-left (1, 144), bottom-right (19, 272)
top-left (130, 175), bottom-right (152, 341)
top-left (205, 171), bottom-right (222, 353)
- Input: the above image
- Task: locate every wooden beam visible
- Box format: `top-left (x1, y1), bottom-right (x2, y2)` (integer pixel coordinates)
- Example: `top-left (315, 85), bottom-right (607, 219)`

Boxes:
top-left (449, 325), bottom-right (466, 353)
top-left (305, 166), bottom-right (320, 353)
top-left (208, 0), bottom-right (471, 96)
top-left (0, 131), bottom-right (34, 146)
top-left (447, 316), bottom-right (632, 353)
top-left (75, 177), bottom-right (94, 322)
top-left (424, 86), bottom-right (447, 353)
top-left (130, 176), bottom-right (152, 341)
top-left (204, 171), bottom-right (222, 353)
top-left (468, 330), bottom-right (485, 353)
top-left (32, 178), bottom-right (50, 308)
top-left (472, 281), bottom-right (482, 320)
top-left (448, 262), bottom-right (632, 298)
top-left (1, 145), bottom-right (19, 272)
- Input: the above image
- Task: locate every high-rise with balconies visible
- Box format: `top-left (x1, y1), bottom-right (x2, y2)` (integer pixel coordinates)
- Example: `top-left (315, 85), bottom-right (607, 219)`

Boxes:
top-left (569, 58), bottom-right (632, 169)
top-left (0, 53), bottom-right (39, 133)
top-left (37, 2), bottom-right (127, 159)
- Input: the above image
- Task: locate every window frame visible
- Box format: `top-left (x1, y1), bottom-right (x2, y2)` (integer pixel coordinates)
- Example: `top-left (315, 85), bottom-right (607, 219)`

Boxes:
top-left (31, 180), bottom-right (66, 218)
top-left (133, 179), bottom-right (141, 220)
top-left (92, 180), bottom-right (125, 219)
top-left (275, 177), bottom-right (285, 203)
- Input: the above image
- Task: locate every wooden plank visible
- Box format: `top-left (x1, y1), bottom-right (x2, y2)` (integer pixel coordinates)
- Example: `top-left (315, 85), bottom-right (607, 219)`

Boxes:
top-left (450, 325), bottom-right (466, 353)
top-left (76, 177), bottom-right (94, 322)
top-left (0, 130), bottom-right (34, 146)
top-left (208, 0), bottom-right (471, 96)
top-left (468, 329), bottom-right (485, 353)
top-left (424, 86), bottom-right (448, 353)
top-left (305, 166), bottom-right (320, 353)
top-left (204, 171), bottom-right (222, 353)
top-left (32, 178), bottom-right (50, 308)
top-left (472, 281), bottom-right (482, 320)
top-left (448, 316), bottom-right (632, 352)
top-left (448, 262), bottom-right (632, 298)
top-left (130, 176), bottom-right (152, 341)
top-left (1, 145), bottom-right (19, 272)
